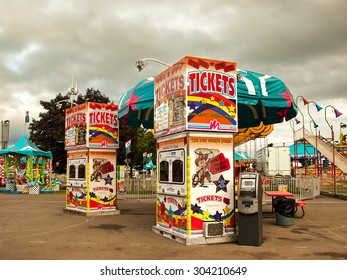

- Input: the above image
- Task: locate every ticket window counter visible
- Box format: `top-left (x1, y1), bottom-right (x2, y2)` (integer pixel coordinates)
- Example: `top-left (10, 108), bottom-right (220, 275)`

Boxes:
top-left (68, 158), bottom-right (87, 188)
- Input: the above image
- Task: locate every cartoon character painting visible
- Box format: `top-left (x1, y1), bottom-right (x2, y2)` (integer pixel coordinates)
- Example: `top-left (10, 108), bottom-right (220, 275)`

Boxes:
top-left (192, 149), bottom-right (213, 187)
top-left (91, 158), bottom-right (104, 182)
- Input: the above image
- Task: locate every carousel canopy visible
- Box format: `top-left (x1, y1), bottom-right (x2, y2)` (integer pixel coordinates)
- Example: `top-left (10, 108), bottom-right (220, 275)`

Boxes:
top-left (118, 69), bottom-right (297, 129)
top-left (0, 135), bottom-right (53, 158)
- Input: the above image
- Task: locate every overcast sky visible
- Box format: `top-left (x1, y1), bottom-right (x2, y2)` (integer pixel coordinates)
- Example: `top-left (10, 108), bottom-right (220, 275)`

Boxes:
top-left (1, 0), bottom-right (347, 150)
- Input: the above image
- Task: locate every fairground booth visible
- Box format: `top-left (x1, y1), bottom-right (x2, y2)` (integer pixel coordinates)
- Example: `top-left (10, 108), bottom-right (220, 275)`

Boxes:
top-left (64, 102), bottom-right (120, 216)
top-left (119, 55), bottom-right (297, 245)
top-left (151, 56), bottom-right (239, 245)
top-left (0, 135), bottom-right (53, 194)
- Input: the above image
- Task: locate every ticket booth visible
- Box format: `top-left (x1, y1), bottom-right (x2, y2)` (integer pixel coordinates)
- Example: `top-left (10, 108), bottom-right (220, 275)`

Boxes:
top-left (152, 56), bottom-right (238, 245)
top-left (64, 102), bottom-right (120, 216)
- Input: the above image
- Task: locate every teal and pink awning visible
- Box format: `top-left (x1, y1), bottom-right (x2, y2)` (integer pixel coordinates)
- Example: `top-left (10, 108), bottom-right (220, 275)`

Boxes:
top-left (118, 69), bottom-right (297, 129)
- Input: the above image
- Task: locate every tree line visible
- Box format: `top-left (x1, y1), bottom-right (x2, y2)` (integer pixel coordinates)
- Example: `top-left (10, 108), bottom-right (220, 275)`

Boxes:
top-left (28, 88), bottom-right (156, 174)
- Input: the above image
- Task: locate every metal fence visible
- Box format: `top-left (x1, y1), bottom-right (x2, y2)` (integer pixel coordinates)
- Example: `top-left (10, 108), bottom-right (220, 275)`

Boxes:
top-left (317, 169), bottom-right (347, 197)
top-left (117, 176), bottom-right (157, 201)
top-left (261, 175), bottom-right (320, 204)
top-left (116, 173), bottom-right (320, 203)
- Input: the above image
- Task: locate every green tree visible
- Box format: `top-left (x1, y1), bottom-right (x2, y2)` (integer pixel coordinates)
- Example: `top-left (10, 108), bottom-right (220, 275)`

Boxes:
top-left (29, 88), bottom-right (111, 174)
top-left (117, 121), bottom-right (156, 172)
top-left (29, 87), bottom-right (157, 175)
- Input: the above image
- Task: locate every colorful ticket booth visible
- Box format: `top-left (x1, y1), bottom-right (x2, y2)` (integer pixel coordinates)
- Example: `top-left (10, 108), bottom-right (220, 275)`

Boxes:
top-left (152, 56), bottom-right (238, 244)
top-left (64, 102), bottom-right (120, 216)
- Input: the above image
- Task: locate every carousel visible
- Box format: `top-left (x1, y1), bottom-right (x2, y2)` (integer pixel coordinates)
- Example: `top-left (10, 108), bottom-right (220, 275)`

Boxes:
top-left (0, 135), bottom-right (53, 194)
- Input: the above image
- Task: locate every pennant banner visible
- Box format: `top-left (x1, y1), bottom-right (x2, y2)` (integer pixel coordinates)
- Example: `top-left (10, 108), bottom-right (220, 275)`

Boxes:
top-left (125, 140), bottom-right (131, 154)
top-left (25, 111), bottom-right (30, 123)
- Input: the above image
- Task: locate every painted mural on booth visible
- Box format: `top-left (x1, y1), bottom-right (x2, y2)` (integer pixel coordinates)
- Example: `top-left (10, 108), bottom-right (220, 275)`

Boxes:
top-left (189, 135), bottom-right (235, 234)
top-left (66, 151), bottom-right (117, 211)
top-left (88, 151), bottom-right (117, 210)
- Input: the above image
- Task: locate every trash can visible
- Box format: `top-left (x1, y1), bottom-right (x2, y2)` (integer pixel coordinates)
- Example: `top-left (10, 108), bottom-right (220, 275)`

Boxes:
top-left (273, 197), bottom-right (295, 226)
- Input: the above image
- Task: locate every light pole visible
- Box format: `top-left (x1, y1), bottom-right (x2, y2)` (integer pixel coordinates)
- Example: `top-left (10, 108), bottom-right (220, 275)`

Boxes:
top-left (56, 81), bottom-right (79, 109)
top-left (290, 118), bottom-right (300, 176)
top-left (1, 120), bottom-right (10, 149)
top-left (295, 95), bottom-right (309, 174)
top-left (306, 100), bottom-right (322, 175)
top-left (324, 105), bottom-right (343, 195)
top-left (135, 58), bottom-right (171, 72)
top-left (66, 82), bottom-right (78, 107)
top-left (340, 122), bottom-right (347, 144)
top-left (56, 100), bottom-right (78, 109)
top-left (295, 96), bottom-right (308, 130)
top-left (306, 101), bottom-right (322, 134)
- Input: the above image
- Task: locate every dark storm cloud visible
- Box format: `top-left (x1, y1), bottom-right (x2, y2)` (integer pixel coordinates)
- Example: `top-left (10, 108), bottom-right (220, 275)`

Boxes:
top-left (0, 0), bottom-right (346, 145)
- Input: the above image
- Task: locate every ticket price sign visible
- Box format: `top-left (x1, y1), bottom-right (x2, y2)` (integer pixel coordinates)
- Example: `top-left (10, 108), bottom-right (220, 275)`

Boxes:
top-left (64, 102), bottom-right (120, 216)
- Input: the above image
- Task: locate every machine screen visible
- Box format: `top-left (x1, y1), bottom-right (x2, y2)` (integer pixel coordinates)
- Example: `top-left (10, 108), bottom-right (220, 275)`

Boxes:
top-left (240, 177), bottom-right (256, 198)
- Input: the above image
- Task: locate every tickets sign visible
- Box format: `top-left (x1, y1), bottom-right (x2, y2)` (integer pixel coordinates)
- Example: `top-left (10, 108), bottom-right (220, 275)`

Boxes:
top-left (65, 102), bottom-right (119, 150)
top-left (154, 56), bottom-right (237, 137)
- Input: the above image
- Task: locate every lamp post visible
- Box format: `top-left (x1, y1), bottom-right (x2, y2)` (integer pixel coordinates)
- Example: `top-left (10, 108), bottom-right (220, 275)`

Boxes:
top-left (66, 82), bottom-right (78, 107)
top-left (295, 95), bottom-right (309, 174)
top-left (1, 120), bottom-right (10, 149)
top-left (306, 101), bottom-right (322, 134)
top-left (306, 100), bottom-right (322, 175)
top-left (324, 105), bottom-right (343, 195)
top-left (290, 118), bottom-right (300, 176)
top-left (56, 100), bottom-right (78, 109)
top-left (340, 122), bottom-right (347, 144)
top-left (135, 58), bottom-right (171, 72)
top-left (295, 96), bottom-right (308, 130)
top-left (56, 81), bottom-right (79, 109)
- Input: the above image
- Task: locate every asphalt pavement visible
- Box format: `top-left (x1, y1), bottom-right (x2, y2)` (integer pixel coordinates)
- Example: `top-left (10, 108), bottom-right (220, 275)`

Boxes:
top-left (0, 192), bottom-right (347, 260)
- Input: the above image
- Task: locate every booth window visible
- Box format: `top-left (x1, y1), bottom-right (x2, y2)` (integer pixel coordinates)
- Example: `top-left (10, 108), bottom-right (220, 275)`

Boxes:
top-left (69, 165), bottom-right (76, 179)
top-left (159, 160), bottom-right (169, 182)
top-left (78, 164), bottom-right (86, 179)
top-left (172, 159), bottom-right (184, 183)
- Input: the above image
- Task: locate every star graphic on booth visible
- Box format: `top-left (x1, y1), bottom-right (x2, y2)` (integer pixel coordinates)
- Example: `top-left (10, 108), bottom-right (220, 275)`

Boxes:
top-left (89, 191), bottom-right (96, 198)
top-left (228, 104), bottom-right (236, 114)
top-left (223, 205), bottom-right (231, 215)
top-left (202, 209), bottom-right (211, 220)
top-left (104, 174), bottom-right (113, 185)
top-left (213, 174), bottom-right (229, 192)
top-left (213, 210), bottom-right (222, 221)
top-left (191, 203), bottom-right (201, 214)
top-left (224, 216), bottom-right (231, 226)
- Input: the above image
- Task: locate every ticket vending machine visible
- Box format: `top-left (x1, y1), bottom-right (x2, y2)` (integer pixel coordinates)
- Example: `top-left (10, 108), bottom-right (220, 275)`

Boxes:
top-left (237, 172), bottom-right (263, 246)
